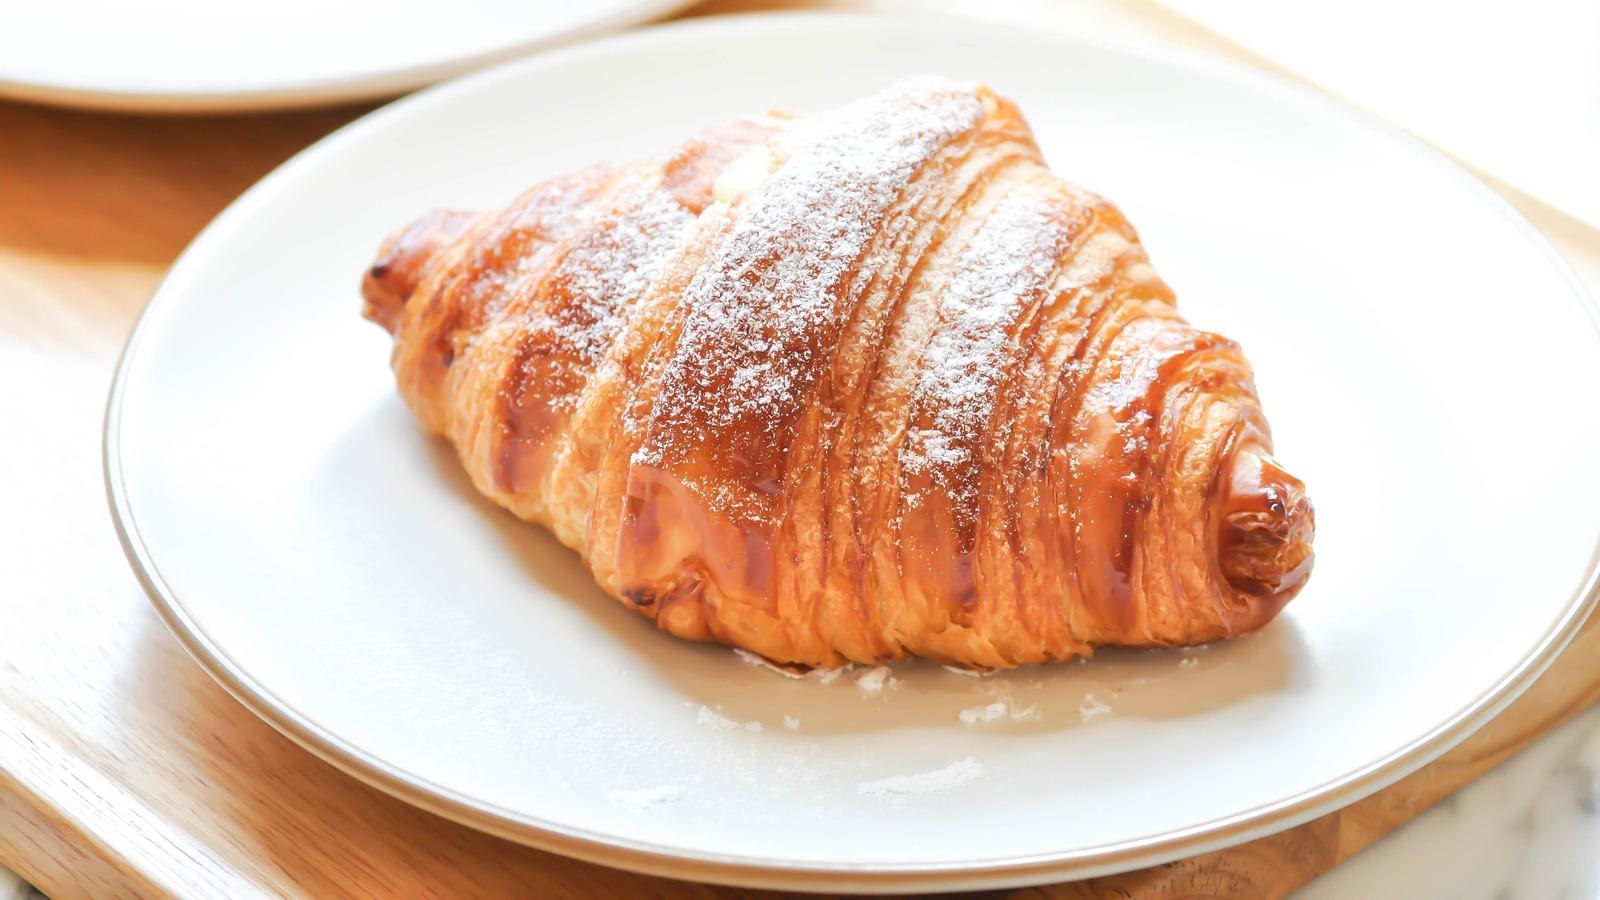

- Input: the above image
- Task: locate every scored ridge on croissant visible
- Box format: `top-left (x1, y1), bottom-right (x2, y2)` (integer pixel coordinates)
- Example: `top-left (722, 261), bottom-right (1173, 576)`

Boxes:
top-left (361, 77), bottom-right (1314, 670)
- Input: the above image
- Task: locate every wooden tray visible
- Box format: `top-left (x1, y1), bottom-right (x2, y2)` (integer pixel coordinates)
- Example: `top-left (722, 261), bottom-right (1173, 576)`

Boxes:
top-left (4, 2), bottom-right (1600, 896)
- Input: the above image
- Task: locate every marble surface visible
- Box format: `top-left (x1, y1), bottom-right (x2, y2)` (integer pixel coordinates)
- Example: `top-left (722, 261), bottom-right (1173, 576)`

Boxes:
top-left (1298, 701), bottom-right (1600, 900)
top-left (6, 702), bottom-right (1600, 896)
top-left (0, 866), bottom-right (42, 900)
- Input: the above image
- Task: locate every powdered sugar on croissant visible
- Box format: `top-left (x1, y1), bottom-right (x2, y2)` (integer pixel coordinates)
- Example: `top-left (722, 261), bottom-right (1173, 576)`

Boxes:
top-left (361, 77), bottom-right (1314, 669)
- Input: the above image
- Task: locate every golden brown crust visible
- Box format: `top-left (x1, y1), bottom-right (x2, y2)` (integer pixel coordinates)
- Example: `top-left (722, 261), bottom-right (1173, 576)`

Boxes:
top-left (362, 78), bottom-right (1315, 669)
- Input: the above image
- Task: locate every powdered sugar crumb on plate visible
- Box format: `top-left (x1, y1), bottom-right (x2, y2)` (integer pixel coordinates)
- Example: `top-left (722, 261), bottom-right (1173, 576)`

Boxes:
top-left (858, 757), bottom-right (986, 804)
top-left (783, 715), bottom-right (800, 730)
top-left (694, 705), bottom-right (739, 730)
top-left (605, 784), bottom-right (685, 814)
top-left (689, 703), bottom-right (762, 732)
top-left (959, 701), bottom-right (1007, 725)
top-left (857, 666), bottom-right (895, 693)
top-left (959, 698), bottom-right (1039, 726)
top-left (1179, 657), bottom-right (1200, 669)
top-left (1079, 694), bottom-right (1112, 722)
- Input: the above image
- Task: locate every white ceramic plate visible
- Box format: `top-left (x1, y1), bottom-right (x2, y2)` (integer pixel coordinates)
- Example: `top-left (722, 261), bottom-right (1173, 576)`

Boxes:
top-left (106, 13), bottom-right (1600, 892)
top-left (0, 0), bottom-right (692, 112)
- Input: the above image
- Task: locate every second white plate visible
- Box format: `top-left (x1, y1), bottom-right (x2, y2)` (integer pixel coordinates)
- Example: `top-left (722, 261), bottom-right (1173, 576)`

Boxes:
top-left (0, 0), bottom-right (693, 111)
top-left (107, 12), bottom-right (1600, 892)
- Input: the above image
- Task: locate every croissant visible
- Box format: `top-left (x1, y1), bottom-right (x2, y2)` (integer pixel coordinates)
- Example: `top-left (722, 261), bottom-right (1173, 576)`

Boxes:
top-left (361, 77), bottom-right (1314, 670)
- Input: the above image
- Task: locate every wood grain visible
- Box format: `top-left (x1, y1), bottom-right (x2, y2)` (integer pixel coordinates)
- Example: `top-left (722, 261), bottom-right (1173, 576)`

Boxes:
top-left (3, 1), bottom-right (1599, 897)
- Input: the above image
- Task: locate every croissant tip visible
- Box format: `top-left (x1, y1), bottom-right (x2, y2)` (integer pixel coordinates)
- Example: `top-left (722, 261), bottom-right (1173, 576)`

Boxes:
top-left (1216, 446), bottom-right (1315, 618)
top-left (360, 208), bottom-right (478, 334)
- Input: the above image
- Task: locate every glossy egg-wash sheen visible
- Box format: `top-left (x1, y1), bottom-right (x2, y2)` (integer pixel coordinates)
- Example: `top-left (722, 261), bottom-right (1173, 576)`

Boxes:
top-left (361, 78), bottom-right (1314, 670)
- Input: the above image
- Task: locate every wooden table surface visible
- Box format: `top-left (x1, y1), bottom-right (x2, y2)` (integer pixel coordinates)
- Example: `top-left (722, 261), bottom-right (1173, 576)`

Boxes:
top-left (4, 1), bottom-right (1600, 897)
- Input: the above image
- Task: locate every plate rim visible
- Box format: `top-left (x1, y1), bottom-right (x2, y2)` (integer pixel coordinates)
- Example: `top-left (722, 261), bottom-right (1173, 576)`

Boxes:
top-left (102, 10), bottom-right (1600, 891)
top-left (0, 0), bottom-right (696, 113)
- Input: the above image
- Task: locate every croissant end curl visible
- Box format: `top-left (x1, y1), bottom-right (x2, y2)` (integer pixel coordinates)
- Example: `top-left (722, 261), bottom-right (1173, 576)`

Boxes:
top-left (361, 78), bottom-right (1314, 670)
